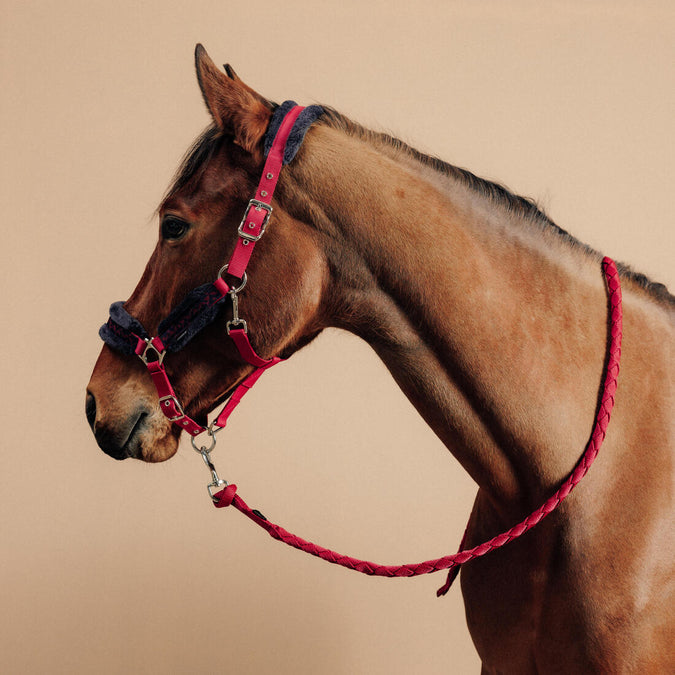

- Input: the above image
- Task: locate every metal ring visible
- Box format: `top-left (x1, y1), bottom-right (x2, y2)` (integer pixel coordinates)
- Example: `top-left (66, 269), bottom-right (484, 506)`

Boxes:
top-left (218, 264), bottom-right (247, 293)
top-left (191, 431), bottom-right (217, 454)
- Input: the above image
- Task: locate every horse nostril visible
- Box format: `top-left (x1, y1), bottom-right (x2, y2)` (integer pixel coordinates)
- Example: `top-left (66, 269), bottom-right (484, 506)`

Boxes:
top-left (85, 390), bottom-right (97, 430)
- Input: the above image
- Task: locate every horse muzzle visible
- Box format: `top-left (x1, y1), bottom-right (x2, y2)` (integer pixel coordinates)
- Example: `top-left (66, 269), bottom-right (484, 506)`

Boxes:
top-left (86, 346), bottom-right (180, 463)
top-left (85, 390), bottom-right (149, 460)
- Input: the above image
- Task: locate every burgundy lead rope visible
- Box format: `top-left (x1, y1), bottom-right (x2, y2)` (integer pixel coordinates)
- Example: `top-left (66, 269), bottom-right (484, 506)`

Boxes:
top-left (212, 258), bottom-right (623, 596)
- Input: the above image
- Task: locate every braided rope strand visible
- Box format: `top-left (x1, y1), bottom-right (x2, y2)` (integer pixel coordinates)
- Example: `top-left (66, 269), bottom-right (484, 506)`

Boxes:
top-left (213, 257), bottom-right (623, 596)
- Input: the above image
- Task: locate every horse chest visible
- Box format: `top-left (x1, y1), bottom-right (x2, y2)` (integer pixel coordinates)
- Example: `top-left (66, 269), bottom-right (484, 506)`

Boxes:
top-left (460, 492), bottom-right (673, 673)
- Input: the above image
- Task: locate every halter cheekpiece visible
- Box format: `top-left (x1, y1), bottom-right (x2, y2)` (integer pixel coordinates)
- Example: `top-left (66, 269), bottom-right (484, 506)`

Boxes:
top-left (100, 103), bottom-right (623, 596)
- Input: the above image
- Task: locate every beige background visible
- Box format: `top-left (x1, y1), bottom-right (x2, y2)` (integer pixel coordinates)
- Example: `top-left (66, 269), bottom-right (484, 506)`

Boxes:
top-left (2, 1), bottom-right (673, 673)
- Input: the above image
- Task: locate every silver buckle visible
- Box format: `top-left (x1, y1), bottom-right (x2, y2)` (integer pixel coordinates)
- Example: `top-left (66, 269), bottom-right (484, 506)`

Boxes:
top-left (237, 199), bottom-right (273, 243)
top-left (158, 394), bottom-right (186, 421)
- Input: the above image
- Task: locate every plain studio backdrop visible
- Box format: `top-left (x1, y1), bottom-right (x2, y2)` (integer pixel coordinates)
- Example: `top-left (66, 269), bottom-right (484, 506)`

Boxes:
top-left (1, 2), bottom-right (673, 673)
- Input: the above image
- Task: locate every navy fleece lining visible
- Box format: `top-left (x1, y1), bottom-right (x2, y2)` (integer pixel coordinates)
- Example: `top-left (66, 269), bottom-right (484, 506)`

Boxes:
top-left (263, 100), bottom-right (324, 165)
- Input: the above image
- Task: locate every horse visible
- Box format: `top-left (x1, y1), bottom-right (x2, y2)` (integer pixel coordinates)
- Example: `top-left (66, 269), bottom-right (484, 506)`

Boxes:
top-left (86, 45), bottom-right (674, 673)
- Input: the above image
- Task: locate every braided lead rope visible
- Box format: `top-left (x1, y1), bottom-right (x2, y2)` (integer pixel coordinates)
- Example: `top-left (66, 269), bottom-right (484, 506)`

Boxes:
top-left (213, 257), bottom-right (623, 596)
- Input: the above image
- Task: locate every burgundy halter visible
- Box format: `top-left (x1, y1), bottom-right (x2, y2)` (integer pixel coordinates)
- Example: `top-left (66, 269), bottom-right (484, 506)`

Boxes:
top-left (100, 103), bottom-right (623, 596)
top-left (100, 103), bottom-right (319, 440)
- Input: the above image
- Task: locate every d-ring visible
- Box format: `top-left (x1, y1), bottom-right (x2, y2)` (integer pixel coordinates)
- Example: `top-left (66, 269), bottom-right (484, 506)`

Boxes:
top-left (218, 264), bottom-right (247, 293)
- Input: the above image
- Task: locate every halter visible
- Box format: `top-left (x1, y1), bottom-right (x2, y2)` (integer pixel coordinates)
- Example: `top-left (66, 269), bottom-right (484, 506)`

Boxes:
top-left (100, 103), bottom-right (623, 596)
top-left (101, 102), bottom-right (323, 441)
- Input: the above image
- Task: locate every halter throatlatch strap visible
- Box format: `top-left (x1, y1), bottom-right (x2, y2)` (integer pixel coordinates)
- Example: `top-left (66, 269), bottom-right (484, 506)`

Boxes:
top-left (211, 258), bottom-right (623, 597)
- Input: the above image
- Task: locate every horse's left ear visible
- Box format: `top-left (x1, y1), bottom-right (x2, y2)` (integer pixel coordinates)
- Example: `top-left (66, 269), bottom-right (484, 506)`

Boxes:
top-left (194, 44), bottom-right (271, 154)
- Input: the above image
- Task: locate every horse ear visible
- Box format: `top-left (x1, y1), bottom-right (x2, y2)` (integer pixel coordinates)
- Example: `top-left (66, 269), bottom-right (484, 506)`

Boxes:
top-left (194, 44), bottom-right (271, 154)
top-left (223, 64), bottom-right (239, 81)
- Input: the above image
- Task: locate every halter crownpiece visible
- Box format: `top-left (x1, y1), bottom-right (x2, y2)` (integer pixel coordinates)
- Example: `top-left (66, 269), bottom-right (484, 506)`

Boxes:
top-left (100, 101), bottom-right (623, 596)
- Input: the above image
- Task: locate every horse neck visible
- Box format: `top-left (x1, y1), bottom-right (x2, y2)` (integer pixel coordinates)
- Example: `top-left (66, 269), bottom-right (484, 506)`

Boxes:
top-left (290, 124), bottom-right (613, 512)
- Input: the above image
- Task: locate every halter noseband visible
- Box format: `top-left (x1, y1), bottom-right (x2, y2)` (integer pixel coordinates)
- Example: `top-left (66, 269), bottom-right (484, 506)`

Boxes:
top-left (100, 102), bottom-right (324, 439)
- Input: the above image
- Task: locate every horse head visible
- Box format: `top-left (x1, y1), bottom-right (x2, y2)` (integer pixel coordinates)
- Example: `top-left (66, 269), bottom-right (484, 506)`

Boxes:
top-left (86, 46), bottom-right (329, 462)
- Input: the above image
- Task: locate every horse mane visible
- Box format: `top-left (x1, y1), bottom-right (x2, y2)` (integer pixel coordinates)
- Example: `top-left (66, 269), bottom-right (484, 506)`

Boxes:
top-left (165, 106), bottom-right (674, 307)
top-left (318, 107), bottom-right (565, 233)
top-left (317, 107), bottom-right (674, 308)
top-left (164, 124), bottom-right (223, 201)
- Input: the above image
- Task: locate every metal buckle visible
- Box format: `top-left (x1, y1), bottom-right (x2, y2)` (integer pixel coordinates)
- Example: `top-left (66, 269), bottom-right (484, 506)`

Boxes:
top-left (158, 394), bottom-right (186, 421)
top-left (237, 199), bottom-right (273, 243)
top-left (139, 339), bottom-right (166, 366)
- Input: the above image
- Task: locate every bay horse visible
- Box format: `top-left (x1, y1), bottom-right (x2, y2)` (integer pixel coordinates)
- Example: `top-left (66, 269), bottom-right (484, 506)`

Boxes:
top-left (86, 45), bottom-right (674, 672)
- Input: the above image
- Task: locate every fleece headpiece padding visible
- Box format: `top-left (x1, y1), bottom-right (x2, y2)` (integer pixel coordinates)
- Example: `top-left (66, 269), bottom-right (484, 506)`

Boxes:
top-left (264, 101), bottom-right (324, 165)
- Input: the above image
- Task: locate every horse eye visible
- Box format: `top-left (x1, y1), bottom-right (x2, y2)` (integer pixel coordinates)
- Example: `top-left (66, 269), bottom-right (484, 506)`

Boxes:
top-left (161, 216), bottom-right (189, 240)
